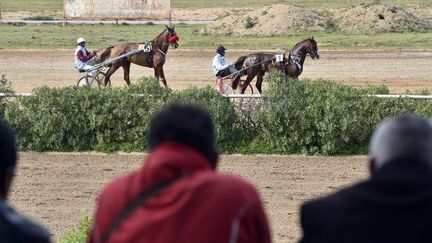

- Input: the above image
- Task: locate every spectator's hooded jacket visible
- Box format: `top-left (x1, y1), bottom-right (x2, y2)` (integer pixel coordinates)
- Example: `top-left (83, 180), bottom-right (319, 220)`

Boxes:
top-left (89, 142), bottom-right (271, 243)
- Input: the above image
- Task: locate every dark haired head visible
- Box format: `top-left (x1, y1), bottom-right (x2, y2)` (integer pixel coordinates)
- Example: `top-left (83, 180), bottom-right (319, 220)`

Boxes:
top-left (216, 45), bottom-right (226, 56)
top-left (0, 119), bottom-right (17, 174)
top-left (148, 103), bottom-right (218, 167)
top-left (0, 119), bottom-right (17, 199)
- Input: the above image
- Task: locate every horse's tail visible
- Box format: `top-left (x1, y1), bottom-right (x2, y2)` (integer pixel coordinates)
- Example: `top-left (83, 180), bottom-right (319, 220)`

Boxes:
top-left (232, 55), bottom-right (248, 89)
top-left (234, 55), bottom-right (248, 73)
top-left (98, 46), bottom-right (114, 65)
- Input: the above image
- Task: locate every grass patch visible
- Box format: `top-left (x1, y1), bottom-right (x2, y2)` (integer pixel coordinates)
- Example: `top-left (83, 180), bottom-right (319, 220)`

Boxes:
top-left (23, 16), bottom-right (54, 21)
top-left (1, 0), bottom-right (62, 11)
top-left (0, 23), bottom-right (431, 50)
top-left (59, 216), bottom-right (92, 243)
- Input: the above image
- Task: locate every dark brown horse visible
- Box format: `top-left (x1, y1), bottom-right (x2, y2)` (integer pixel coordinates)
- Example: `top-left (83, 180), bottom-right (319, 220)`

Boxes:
top-left (233, 37), bottom-right (319, 94)
top-left (98, 25), bottom-right (179, 87)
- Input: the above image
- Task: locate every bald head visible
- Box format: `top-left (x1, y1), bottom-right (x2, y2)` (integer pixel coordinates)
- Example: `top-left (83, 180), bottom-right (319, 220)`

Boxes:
top-left (369, 115), bottom-right (432, 171)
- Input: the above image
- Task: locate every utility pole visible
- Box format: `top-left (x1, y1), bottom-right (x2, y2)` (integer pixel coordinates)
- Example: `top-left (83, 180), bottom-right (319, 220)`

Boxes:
top-left (62, 1), bottom-right (67, 27)
top-left (0, 1), bottom-right (3, 25)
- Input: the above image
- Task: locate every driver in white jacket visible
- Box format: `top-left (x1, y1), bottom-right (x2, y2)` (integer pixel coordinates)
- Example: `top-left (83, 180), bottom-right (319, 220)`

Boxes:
top-left (74, 37), bottom-right (96, 72)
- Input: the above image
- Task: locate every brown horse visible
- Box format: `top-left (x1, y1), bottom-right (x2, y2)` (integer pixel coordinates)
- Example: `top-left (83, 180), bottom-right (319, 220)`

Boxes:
top-left (233, 37), bottom-right (320, 94)
top-left (98, 25), bottom-right (179, 87)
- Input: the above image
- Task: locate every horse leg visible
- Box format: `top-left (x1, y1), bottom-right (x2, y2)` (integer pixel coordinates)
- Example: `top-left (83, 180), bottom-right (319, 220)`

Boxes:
top-left (154, 68), bottom-right (160, 80)
top-left (157, 66), bottom-right (168, 88)
top-left (256, 72), bottom-right (264, 94)
top-left (241, 72), bottom-right (256, 94)
top-left (121, 62), bottom-right (131, 86)
top-left (232, 74), bottom-right (241, 89)
top-left (104, 63), bottom-right (121, 86)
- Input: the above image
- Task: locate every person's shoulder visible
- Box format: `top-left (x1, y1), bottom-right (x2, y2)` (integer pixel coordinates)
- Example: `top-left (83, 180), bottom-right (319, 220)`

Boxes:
top-left (302, 181), bottom-right (368, 215)
top-left (0, 203), bottom-right (50, 242)
top-left (99, 170), bottom-right (139, 198)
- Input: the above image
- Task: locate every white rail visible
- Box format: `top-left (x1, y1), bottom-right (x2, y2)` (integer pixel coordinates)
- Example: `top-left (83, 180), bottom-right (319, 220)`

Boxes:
top-left (222, 94), bottom-right (263, 98)
top-left (224, 94), bottom-right (432, 99)
top-left (0, 93), bottom-right (32, 97)
top-left (367, 94), bottom-right (432, 99)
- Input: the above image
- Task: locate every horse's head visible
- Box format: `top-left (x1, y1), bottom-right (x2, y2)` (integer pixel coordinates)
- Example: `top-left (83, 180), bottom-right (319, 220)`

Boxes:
top-left (306, 37), bottom-right (319, 60)
top-left (165, 25), bottom-right (179, 49)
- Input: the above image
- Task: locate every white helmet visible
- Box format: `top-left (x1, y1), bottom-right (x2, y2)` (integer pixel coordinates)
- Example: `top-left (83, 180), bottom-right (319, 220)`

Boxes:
top-left (77, 37), bottom-right (86, 44)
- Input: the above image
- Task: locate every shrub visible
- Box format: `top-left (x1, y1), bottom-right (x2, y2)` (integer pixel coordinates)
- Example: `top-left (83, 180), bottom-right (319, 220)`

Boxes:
top-left (259, 71), bottom-right (432, 155)
top-left (244, 17), bottom-right (257, 29)
top-left (59, 216), bottom-right (92, 243)
top-left (0, 74), bottom-right (14, 117)
top-left (325, 18), bottom-right (337, 32)
top-left (4, 77), bottom-right (169, 152)
top-left (3, 74), bottom-right (432, 155)
top-left (167, 86), bottom-right (243, 153)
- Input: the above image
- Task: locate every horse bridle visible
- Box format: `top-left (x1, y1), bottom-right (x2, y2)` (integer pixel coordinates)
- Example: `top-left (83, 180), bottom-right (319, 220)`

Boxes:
top-left (161, 30), bottom-right (180, 53)
top-left (156, 31), bottom-right (179, 55)
top-left (162, 31), bottom-right (179, 46)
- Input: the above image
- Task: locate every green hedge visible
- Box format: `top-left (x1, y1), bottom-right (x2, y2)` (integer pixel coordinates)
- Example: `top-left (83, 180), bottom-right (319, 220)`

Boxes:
top-left (258, 72), bottom-right (432, 154)
top-left (4, 78), bottom-right (170, 152)
top-left (0, 74), bottom-right (14, 115)
top-left (2, 75), bottom-right (432, 155)
top-left (168, 87), bottom-right (248, 153)
top-left (3, 77), bottom-right (244, 153)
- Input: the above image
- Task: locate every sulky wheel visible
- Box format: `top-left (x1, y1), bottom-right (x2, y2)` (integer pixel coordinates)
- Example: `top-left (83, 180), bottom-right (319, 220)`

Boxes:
top-left (215, 80), bottom-right (235, 101)
top-left (77, 74), bottom-right (100, 89)
top-left (97, 72), bottom-right (111, 88)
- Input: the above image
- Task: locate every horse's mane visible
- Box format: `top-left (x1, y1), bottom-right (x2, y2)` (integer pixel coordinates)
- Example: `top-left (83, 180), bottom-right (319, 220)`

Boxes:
top-left (152, 28), bottom-right (169, 42)
top-left (292, 37), bottom-right (315, 50)
top-left (99, 46), bottom-right (114, 63)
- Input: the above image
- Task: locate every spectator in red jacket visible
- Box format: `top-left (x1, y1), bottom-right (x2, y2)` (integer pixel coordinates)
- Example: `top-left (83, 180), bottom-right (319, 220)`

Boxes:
top-left (88, 103), bottom-right (272, 243)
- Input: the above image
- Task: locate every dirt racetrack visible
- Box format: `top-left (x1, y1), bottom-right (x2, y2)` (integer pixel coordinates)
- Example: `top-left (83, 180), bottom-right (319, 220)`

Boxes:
top-left (9, 153), bottom-right (368, 242)
top-left (0, 49), bottom-right (431, 93)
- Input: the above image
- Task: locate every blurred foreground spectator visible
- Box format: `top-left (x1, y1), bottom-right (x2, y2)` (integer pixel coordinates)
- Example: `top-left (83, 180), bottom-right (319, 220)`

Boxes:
top-left (0, 119), bottom-right (51, 243)
top-left (300, 114), bottom-right (432, 243)
top-left (89, 103), bottom-right (271, 243)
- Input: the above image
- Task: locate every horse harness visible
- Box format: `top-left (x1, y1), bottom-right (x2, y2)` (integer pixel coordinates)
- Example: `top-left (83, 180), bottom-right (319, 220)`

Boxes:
top-left (138, 41), bottom-right (155, 68)
top-left (137, 35), bottom-right (178, 68)
top-left (288, 52), bottom-right (302, 73)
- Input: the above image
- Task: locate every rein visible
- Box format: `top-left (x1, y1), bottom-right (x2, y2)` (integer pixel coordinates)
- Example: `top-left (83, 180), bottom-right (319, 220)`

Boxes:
top-left (157, 48), bottom-right (166, 56)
